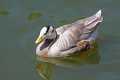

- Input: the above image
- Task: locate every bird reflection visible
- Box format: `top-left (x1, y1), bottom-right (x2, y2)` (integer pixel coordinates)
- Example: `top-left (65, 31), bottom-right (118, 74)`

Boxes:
top-left (36, 43), bottom-right (100, 80)
top-left (36, 62), bottom-right (53, 80)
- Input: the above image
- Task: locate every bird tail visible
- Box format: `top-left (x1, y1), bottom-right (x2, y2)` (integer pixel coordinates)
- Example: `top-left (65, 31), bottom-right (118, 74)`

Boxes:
top-left (83, 10), bottom-right (103, 31)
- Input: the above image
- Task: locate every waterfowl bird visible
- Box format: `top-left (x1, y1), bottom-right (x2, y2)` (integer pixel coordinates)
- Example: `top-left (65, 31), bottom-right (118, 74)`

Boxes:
top-left (35, 10), bottom-right (103, 57)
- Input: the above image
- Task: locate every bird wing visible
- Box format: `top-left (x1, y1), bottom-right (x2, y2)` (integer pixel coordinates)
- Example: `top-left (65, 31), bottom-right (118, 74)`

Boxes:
top-left (61, 10), bottom-right (103, 40)
top-left (56, 24), bottom-right (71, 35)
top-left (72, 10), bottom-right (103, 34)
top-left (52, 10), bottom-right (103, 51)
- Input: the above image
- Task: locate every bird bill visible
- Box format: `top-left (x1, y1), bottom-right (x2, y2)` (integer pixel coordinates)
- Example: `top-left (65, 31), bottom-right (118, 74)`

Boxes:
top-left (35, 36), bottom-right (44, 44)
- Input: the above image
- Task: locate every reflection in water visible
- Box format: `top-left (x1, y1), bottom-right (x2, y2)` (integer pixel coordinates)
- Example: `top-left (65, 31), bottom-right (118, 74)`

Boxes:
top-left (36, 63), bottom-right (53, 80)
top-left (36, 43), bottom-right (100, 80)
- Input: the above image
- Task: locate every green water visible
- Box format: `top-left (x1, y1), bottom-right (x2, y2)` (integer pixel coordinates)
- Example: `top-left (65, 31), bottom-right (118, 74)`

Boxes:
top-left (1, 0), bottom-right (120, 80)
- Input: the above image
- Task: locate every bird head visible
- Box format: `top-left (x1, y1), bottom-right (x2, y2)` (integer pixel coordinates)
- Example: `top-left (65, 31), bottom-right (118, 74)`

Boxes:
top-left (35, 25), bottom-right (57, 44)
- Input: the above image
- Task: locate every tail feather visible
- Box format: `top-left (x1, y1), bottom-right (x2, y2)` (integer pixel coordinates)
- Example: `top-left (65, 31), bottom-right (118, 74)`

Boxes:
top-left (95, 10), bottom-right (102, 18)
top-left (79, 10), bottom-right (103, 34)
top-left (84, 10), bottom-right (103, 30)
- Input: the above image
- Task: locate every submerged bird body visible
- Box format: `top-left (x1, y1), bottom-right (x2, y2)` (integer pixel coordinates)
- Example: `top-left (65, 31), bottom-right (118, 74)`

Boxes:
top-left (35, 10), bottom-right (103, 57)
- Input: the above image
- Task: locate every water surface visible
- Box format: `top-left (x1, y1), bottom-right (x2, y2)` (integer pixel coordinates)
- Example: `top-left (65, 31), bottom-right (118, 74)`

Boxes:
top-left (1, 0), bottom-right (120, 80)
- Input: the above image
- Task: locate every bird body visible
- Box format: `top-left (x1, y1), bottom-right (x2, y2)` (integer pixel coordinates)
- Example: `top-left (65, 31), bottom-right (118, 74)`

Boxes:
top-left (35, 10), bottom-right (103, 57)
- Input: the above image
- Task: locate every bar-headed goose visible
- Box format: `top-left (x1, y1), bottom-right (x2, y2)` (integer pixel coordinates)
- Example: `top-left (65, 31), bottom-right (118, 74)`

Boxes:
top-left (35, 10), bottom-right (103, 57)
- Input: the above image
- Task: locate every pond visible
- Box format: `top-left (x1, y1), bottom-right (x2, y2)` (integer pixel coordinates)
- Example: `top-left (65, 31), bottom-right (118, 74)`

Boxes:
top-left (1, 0), bottom-right (120, 80)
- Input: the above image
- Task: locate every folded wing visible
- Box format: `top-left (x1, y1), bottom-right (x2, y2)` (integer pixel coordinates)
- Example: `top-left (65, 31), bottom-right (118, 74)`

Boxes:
top-left (53, 10), bottom-right (103, 51)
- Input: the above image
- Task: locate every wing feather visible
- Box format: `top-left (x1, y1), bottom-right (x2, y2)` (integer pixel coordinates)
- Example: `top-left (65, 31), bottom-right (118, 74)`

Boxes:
top-left (56, 24), bottom-right (71, 35)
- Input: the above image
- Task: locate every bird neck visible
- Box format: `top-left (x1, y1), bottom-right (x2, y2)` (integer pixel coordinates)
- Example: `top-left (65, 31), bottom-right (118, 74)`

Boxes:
top-left (48, 34), bottom-right (59, 49)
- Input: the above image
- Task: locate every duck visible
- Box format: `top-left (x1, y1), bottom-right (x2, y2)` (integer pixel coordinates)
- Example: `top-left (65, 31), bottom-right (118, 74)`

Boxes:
top-left (35, 10), bottom-right (103, 57)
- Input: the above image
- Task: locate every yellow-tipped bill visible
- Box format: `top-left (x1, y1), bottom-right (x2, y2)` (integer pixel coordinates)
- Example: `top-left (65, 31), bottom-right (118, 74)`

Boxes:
top-left (35, 36), bottom-right (44, 44)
